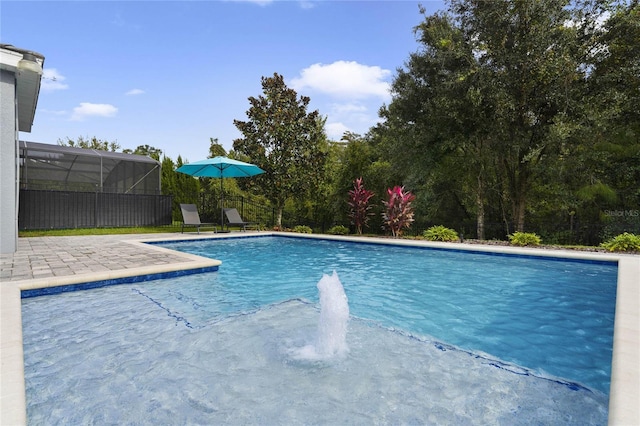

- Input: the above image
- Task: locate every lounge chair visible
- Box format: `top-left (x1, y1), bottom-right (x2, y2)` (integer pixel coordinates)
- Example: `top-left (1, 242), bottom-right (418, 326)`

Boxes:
top-left (223, 208), bottom-right (258, 231)
top-left (180, 204), bottom-right (217, 234)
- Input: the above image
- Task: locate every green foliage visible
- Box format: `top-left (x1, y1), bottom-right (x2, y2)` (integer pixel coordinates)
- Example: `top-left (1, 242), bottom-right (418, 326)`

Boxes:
top-left (382, 186), bottom-right (416, 238)
top-left (49, 2), bottom-right (635, 247)
top-left (348, 177), bottom-right (375, 234)
top-left (58, 135), bottom-right (120, 152)
top-left (327, 225), bottom-right (349, 235)
top-left (208, 138), bottom-right (227, 158)
top-left (233, 73), bottom-right (328, 226)
top-left (600, 233), bottom-right (640, 252)
top-left (292, 225), bottom-right (312, 234)
top-left (423, 225), bottom-right (459, 242)
top-left (508, 232), bottom-right (542, 247)
top-left (124, 144), bottom-right (163, 160)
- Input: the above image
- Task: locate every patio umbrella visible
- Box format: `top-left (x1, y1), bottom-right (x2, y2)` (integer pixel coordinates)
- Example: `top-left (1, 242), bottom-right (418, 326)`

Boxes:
top-left (176, 156), bottom-right (264, 227)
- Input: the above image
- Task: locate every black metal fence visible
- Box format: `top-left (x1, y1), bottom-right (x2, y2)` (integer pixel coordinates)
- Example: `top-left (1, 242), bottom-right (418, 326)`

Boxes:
top-left (198, 194), bottom-right (277, 227)
top-left (197, 194), bottom-right (323, 230)
top-left (19, 189), bottom-right (173, 230)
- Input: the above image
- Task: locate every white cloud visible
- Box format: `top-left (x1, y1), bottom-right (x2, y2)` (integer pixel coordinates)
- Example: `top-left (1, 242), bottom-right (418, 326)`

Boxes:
top-left (70, 103), bottom-right (118, 121)
top-left (125, 88), bottom-right (145, 96)
top-left (290, 61), bottom-right (392, 100)
top-left (330, 102), bottom-right (367, 115)
top-left (325, 122), bottom-right (350, 140)
top-left (41, 68), bottom-right (69, 92)
top-left (323, 102), bottom-right (382, 140)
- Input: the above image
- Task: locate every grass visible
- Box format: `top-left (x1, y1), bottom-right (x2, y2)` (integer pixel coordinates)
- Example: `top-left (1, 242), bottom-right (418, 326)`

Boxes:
top-left (17, 223), bottom-right (257, 237)
top-left (19, 225), bottom-right (184, 237)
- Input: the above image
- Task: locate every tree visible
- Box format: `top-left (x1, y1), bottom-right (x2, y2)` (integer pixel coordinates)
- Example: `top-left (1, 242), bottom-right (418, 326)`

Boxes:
top-left (382, 8), bottom-right (496, 239)
top-left (57, 136), bottom-right (120, 152)
top-left (565, 0), bottom-right (640, 241)
top-left (123, 145), bottom-right (163, 161)
top-left (174, 155), bottom-right (200, 208)
top-left (208, 138), bottom-right (227, 158)
top-left (233, 73), bottom-right (328, 226)
top-left (160, 156), bottom-right (179, 220)
top-left (452, 0), bottom-right (587, 232)
top-left (383, 0), bottom-right (596, 236)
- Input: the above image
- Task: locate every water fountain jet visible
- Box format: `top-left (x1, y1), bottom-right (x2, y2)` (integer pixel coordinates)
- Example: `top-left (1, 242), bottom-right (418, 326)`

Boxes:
top-left (290, 270), bottom-right (349, 360)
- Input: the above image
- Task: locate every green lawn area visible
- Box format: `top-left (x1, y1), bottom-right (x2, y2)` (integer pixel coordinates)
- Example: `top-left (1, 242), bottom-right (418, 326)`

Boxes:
top-left (19, 225), bottom-right (184, 237)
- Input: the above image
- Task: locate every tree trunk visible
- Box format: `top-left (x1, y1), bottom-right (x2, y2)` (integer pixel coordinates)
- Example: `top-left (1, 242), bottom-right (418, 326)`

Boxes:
top-left (512, 174), bottom-right (528, 232)
top-left (476, 173), bottom-right (485, 240)
top-left (513, 196), bottom-right (526, 232)
top-left (504, 156), bottom-right (529, 233)
top-left (276, 206), bottom-right (283, 227)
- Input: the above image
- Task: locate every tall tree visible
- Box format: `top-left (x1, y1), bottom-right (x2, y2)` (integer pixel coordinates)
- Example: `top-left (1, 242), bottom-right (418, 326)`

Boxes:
top-left (383, 0), bottom-right (593, 235)
top-left (452, 0), bottom-right (585, 232)
top-left (567, 0), bottom-right (640, 240)
top-left (382, 9), bottom-right (496, 238)
top-left (233, 73), bottom-right (328, 226)
top-left (174, 155), bottom-right (200, 207)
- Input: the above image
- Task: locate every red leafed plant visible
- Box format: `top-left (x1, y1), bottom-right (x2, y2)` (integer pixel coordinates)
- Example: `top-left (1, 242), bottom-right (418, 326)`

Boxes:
top-left (382, 186), bottom-right (416, 238)
top-left (348, 177), bottom-right (375, 235)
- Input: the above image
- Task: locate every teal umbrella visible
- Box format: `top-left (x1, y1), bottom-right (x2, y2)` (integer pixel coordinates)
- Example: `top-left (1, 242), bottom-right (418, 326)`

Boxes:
top-left (177, 156), bottom-right (264, 226)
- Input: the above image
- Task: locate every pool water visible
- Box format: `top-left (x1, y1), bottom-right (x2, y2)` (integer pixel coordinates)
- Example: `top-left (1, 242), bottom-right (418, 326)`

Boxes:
top-left (160, 236), bottom-right (617, 394)
top-left (21, 236), bottom-right (616, 424)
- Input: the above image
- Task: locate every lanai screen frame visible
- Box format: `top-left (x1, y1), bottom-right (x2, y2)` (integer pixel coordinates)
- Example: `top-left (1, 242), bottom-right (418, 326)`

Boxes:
top-left (19, 141), bottom-right (161, 195)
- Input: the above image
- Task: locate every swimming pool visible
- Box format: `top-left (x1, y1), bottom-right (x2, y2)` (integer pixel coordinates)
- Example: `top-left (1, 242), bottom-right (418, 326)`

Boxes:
top-left (20, 235), bottom-right (617, 424)
top-left (158, 235), bottom-right (618, 394)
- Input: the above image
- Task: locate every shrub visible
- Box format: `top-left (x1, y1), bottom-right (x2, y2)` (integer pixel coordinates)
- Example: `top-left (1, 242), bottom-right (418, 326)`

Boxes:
top-left (508, 232), bottom-right (542, 246)
top-left (600, 232), bottom-right (640, 252)
top-left (348, 177), bottom-right (375, 235)
top-left (327, 225), bottom-right (349, 235)
top-left (423, 225), bottom-right (459, 242)
top-left (382, 186), bottom-right (415, 238)
top-left (293, 225), bottom-right (313, 234)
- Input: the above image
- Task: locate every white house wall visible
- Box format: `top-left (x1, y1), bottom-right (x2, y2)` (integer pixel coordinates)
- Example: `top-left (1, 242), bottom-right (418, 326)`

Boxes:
top-left (0, 69), bottom-right (19, 254)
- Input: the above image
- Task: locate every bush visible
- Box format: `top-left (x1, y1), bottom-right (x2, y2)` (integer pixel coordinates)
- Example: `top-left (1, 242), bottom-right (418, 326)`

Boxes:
top-left (292, 225), bottom-right (313, 234)
top-left (423, 225), bottom-right (459, 242)
top-left (508, 232), bottom-right (542, 246)
top-left (600, 233), bottom-right (640, 252)
top-left (348, 177), bottom-right (374, 235)
top-left (382, 186), bottom-right (415, 238)
top-left (327, 225), bottom-right (349, 235)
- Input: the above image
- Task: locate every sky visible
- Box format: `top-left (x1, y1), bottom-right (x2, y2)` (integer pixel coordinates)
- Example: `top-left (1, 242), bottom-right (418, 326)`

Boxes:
top-left (2, 0), bottom-right (446, 163)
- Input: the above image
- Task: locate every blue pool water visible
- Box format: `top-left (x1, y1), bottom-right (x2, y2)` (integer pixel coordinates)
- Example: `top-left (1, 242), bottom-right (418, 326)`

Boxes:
top-left (159, 236), bottom-right (618, 394)
top-left (21, 235), bottom-right (616, 424)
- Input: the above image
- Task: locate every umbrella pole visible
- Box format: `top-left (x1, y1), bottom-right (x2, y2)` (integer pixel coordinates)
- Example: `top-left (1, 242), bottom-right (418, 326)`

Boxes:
top-left (220, 177), bottom-right (224, 229)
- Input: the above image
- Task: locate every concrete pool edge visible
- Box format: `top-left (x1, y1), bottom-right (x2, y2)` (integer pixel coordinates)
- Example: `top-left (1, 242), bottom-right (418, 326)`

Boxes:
top-left (2, 232), bottom-right (638, 425)
top-left (608, 256), bottom-right (640, 424)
